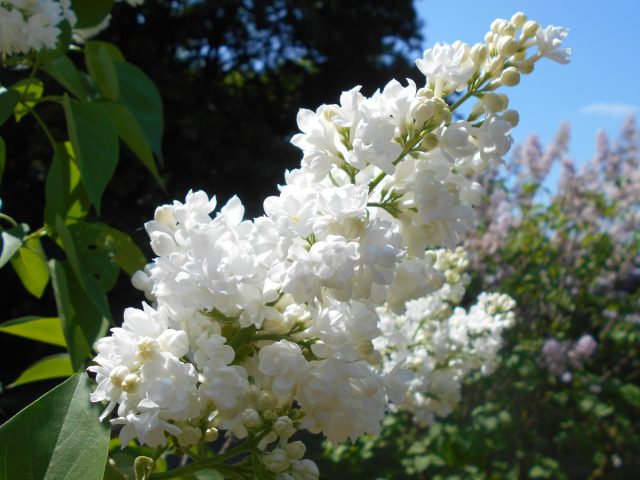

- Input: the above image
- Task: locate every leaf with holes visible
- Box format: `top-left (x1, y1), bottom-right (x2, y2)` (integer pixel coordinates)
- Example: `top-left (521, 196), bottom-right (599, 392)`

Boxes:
top-left (0, 373), bottom-right (110, 480)
top-left (67, 222), bottom-right (120, 291)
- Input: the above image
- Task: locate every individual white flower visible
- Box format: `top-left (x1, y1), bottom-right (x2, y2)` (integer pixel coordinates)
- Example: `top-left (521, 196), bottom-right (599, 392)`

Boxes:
top-left (258, 340), bottom-right (307, 399)
top-left (416, 41), bottom-right (475, 95)
top-left (296, 358), bottom-right (386, 443)
top-left (536, 25), bottom-right (571, 64)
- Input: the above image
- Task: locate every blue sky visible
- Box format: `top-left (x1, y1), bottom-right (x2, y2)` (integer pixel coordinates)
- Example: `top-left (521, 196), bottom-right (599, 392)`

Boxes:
top-left (414, 0), bottom-right (640, 167)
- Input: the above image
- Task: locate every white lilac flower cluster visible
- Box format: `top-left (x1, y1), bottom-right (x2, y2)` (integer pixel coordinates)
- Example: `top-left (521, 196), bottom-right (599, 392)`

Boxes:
top-left (375, 248), bottom-right (516, 427)
top-left (541, 334), bottom-right (597, 382)
top-left (0, 0), bottom-right (76, 55)
top-left (0, 0), bottom-right (144, 55)
top-left (89, 12), bottom-right (569, 477)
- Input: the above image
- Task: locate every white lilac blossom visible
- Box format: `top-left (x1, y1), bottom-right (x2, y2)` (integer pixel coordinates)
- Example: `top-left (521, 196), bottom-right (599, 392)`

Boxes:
top-left (0, 0), bottom-right (76, 55)
top-left (88, 12), bottom-right (569, 478)
top-left (375, 248), bottom-right (516, 426)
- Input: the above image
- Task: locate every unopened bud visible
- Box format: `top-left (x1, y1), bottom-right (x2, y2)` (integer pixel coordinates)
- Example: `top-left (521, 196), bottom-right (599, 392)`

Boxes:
top-left (511, 12), bottom-right (527, 28)
top-left (286, 441), bottom-right (306, 460)
top-left (482, 93), bottom-right (507, 113)
top-left (242, 408), bottom-right (263, 429)
top-left (500, 67), bottom-right (521, 86)
top-left (470, 43), bottom-right (488, 66)
top-left (498, 36), bottom-right (518, 57)
top-left (205, 427), bottom-right (219, 442)
top-left (490, 18), bottom-right (506, 33)
top-left (274, 416), bottom-right (295, 438)
top-left (522, 20), bottom-right (539, 38)
top-left (498, 22), bottom-right (516, 37)
top-left (121, 373), bottom-right (141, 392)
top-left (264, 448), bottom-right (290, 473)
top-left (263, 410), bottom-right (278, 422)
top-left (418, 133), bottom-right (439, 151)
top-left (411, 98), bottom-right (435, 127)
top-left (503, 109), bottom-right (519, 127)
top-left (257, 391), bottom-right (278, 411)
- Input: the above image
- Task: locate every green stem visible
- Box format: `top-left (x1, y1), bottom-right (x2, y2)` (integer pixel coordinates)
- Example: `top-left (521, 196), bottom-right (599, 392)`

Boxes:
top-left (150, 432), bottom-right (268, 479)
top-left (0, 213), bottom-right (18, 227)
top-left (30, 108), bottom-right (57, 149)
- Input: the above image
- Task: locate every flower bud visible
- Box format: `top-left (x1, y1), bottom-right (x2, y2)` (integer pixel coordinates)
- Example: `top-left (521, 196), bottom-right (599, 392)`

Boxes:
top-left (490, 18), bottom-right (506, 33)
top-left (482, 93), bottom-right (506, 113)
top-left (516, 58), bottom-right (535, 74)
top-left (484, 31), bottom-right (494, 44)
top-left (154, 205), bottom-right (175, 227)
top-left (522, 20), bottom-right (540, 38)
top-left (149, 231), bottom-right (178, 256)
top-left (497, 36), bottom-right (518, 57)
top-left (136, 338), bottom-right (159, 363)
top-left (257, 391), bottom-right (278, 411)
top-left (470, 43), bottom-right (488, 66)
top-left (121, 373), bottom-right (141, 392)
top-left (503, 109), bottom-right (519, 127)
top-left (274, 416), bottom-right (295, 438)
top-left (498, 22), bottom-right (516, 37)
top-left (411, 98), bottom-right (435, 127)
top-left (263, 410), bottom-right (278, 422)
top-left (242, 408), bottom-right (263, 429)
top-left (511, 12), bottom-right (526, 28)
top-left (205, 427), bottom-right (219, 442)
top-left (418, 132), bottom-right (439, 151)
top-left (178, 426), bottom-right (202, 447)
top-left (291, 459), bottom-right (320, 480)
top-left (264, 448), bottom-right (290, 473)
top-left (500, 67), bottom-right (521, 86)
top-left (286, 441), bottom-right (306, 460)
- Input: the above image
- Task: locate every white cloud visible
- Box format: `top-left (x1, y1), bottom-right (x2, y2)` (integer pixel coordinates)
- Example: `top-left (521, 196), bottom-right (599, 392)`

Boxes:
top-left (580, 102), bottom-right (638, 117)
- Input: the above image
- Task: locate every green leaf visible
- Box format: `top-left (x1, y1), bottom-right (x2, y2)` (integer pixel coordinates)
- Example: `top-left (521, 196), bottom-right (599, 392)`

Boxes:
top-left (55, 218), bottom-right (114, 318)
top-left (0, 226), bottom-right (24, 268)
top-left (62, 94), bottom-right (119, 213)
top-left (85, 41), bottom-right (119, 100)
top-left (620, 383), bottom-right (640, 408)
top-left (44, 142), bottom-right (91, 226)
top-left (115, 62), bottom-right (163, 158)
top-left (99, 102), bottom-right (161, 182)
top-left (67, 221), bottom-right (120, 292)
top-left (72, 0), bottom-right (114, 29)
top-left (0, 136), bottom-right (5, 185)
top-left (10, 236), bottom-right (50, 297)
top-left (50, 259), bottom-right (110, 370)
top-left (0, 316), bottom-right (66, 346)
top-left (41, 55), bottom-right (88, 99)
top-left (0, 373), bottom-right (110, 480)
top-left (11, 78), bottom-right (44, 122)
top-left (104, 226), bottom-right (147, 275)
top-left (9, 354), bottom-right (73, 388)
top-left (0, 88), bottom-right (19, 126)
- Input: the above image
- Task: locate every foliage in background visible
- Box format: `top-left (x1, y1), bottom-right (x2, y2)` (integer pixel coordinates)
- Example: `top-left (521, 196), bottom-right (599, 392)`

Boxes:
top-left (324, 118), bottom-right (640, 479)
